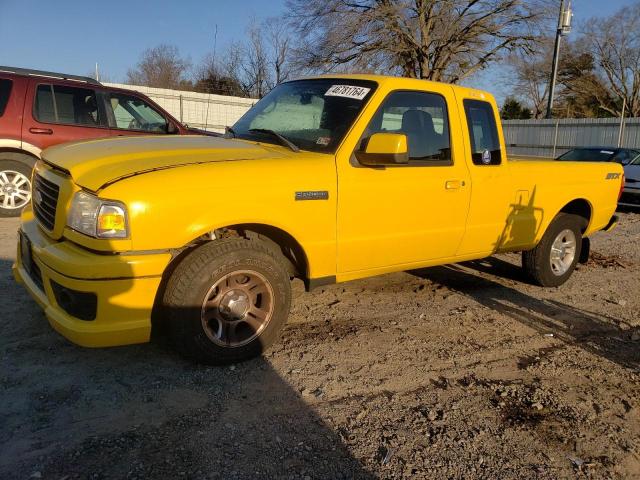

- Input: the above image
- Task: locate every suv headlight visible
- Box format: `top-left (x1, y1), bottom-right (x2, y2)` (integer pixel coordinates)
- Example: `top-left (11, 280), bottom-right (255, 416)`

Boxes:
top-left (67, 191), bottom-right (129, 239)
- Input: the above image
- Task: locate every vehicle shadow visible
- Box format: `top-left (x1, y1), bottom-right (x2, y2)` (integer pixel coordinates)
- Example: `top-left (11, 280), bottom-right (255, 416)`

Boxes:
top-left (0, 257), bottom-right (375, 479)
top-left (411, 260), bottom-right (640, 371)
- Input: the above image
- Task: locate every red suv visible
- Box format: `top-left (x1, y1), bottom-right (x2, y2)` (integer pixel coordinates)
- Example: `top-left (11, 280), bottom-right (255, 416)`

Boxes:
top-left (0, 66), bottom-right (200, 217)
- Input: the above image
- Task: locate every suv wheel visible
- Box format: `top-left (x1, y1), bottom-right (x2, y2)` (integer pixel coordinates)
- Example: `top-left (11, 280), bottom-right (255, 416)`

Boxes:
top-left (0, 154), bottom-right (34, 217)
top-left (522, 213), bottom-right (584, 287)
top-left (163, 238), bottom-right (292, 364)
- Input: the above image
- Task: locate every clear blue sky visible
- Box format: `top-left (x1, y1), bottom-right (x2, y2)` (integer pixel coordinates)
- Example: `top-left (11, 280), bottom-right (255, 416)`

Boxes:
top-left (0, 0), bottom-right (637, 101)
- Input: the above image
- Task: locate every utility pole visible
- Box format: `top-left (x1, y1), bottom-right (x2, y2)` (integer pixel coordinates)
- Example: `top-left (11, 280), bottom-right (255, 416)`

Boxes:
top-left (545, 0), bottom-right (573, 119)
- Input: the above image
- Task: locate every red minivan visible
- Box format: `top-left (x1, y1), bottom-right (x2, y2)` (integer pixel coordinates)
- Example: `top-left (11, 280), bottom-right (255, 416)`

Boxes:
top-left (0, 66), bottom-right (206, 217)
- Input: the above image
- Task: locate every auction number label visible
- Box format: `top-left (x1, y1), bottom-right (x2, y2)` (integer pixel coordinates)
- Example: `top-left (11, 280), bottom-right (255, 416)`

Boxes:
top-left (325, 85), bottom-right (371, 100)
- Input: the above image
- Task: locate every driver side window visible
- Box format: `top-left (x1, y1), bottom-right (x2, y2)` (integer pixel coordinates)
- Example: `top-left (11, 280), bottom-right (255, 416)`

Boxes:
top-left (107, 93), bottom-right (168, 133)
top-left (362, 90), bottom-right (452, 165)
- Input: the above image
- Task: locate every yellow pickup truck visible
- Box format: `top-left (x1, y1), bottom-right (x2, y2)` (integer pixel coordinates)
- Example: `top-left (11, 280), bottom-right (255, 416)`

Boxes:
top-left (13, 74), bottom-right (623, 364)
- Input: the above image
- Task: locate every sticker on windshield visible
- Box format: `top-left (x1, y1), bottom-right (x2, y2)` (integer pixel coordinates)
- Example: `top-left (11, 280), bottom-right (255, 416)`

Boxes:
top-left (481, 149), bottom-right (492, 164)
top-left (316, 136), bottom-right (331, 146)
top-left (325, 85), bottom-right (371, 100)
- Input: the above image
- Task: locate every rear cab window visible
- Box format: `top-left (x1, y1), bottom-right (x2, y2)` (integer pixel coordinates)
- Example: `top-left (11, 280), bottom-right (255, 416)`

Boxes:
top-left (463, 99), bottom-right (502, 165)
top-left (34, 84), bottom-right (105, 127)
top-left (0, 78), bottom-right (13, 116)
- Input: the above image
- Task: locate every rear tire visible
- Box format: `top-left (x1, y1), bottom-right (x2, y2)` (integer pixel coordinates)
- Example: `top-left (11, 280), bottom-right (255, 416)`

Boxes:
top-left (0, 155), bottom-right (34, 217)
top-left (163, 238), bottom-right (291, 364)
top-left (522, 213), bottom-right (583, 287)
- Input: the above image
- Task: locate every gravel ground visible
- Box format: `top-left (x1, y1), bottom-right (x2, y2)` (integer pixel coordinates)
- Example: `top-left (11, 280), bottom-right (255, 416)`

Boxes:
top-left (1, 211), bottom-right (639, 479)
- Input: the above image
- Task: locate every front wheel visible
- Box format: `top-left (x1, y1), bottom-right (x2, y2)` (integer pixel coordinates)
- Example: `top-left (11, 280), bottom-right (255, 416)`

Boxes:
top-left (163, 238), bottom-right (292, 364)
top-left (522, 213), bottom-right (584, 287)
top-left (0, 158), bottom-right (33, 217)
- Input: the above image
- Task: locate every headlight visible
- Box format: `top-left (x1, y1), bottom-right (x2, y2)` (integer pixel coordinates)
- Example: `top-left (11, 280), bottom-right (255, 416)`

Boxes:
top-left (67, 191), bottom-right (129, 239)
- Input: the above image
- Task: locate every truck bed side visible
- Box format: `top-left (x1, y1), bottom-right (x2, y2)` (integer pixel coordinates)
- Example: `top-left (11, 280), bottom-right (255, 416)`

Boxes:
top-left (496, 158), bottom-right (622, 252)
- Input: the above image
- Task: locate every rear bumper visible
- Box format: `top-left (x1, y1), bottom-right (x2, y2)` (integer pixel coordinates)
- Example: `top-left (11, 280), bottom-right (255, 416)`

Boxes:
top-left (13, 213), bottom-right (172, 347)
top-left (619, 187), bottom-right (640, 207)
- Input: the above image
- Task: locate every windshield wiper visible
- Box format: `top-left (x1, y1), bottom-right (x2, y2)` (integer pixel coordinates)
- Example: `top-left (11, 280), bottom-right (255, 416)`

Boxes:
top-left (248, 128), bottom-right (300, 152)
top-left (225, 126), bottom-right (237, 138)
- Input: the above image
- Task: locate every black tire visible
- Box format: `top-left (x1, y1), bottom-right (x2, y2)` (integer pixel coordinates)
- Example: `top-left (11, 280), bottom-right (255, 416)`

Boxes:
top-left (0, 154), bottom-right (35, 217)
top-left (163, 238), bottom-right (292, 364)
top-left (522, 213), bottom-right (584, 287)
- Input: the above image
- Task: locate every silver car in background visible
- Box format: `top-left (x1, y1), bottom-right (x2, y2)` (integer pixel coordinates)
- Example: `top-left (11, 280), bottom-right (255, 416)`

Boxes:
top-left (621, 154), bottom-right (640, 208)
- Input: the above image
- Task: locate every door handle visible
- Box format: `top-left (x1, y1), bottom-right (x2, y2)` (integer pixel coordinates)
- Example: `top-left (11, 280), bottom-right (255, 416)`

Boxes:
top-left (29, 128), bottom-right (53, 135)
top-left (445, 180), bottom-right (465, 190)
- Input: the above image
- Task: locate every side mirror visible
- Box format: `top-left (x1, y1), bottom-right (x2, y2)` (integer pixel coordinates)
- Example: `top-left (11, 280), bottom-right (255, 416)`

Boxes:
top-left (166, 122), bottom-right (178, 134)
top-left (355, 133), bottom-right (409, 167)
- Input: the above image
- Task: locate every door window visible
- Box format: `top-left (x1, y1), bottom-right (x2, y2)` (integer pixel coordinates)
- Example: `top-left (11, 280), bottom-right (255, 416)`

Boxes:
top-left (463, 99), bottom-right (502, 165)
top-left (107, 93), bottom-right (168, 133)
top-left (362, 90), bottom-right (451, 165)
top-left (0, 79), bottom-right (12, 116)
top-left (34, 84), bottom-right (102, 126)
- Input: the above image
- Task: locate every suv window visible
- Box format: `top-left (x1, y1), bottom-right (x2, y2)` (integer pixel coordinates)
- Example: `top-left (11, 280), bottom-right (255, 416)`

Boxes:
top-left (0, 79), bottom-right (12, 116)
top-left (34, 84), bottom-right (102, 126)
top-left (363, 90), bottom-right (451, 164)
top-left (463, 99), bottom-right (502, 165)
top-left (108, 93), bottom-right (168, 133)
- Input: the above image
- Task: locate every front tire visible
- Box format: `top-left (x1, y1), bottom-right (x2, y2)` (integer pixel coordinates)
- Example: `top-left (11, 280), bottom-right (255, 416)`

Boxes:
top-left (522, 213), bottom-right (584, 287)
top-left (0, 156), bottom-right (33, 217)
top-left (163, 238), bottom-right (292, 364)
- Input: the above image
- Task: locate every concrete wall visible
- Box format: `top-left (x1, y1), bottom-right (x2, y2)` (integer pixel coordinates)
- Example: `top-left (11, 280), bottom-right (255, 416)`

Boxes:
top-left (104, 83), bottom-right (256, 133)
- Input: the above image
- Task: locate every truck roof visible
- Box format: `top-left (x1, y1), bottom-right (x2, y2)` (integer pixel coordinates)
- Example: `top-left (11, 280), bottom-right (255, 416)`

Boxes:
top-left (0, 65), bottom-right (102, 86)
top-left (299, 73), bottom-right (495, 103)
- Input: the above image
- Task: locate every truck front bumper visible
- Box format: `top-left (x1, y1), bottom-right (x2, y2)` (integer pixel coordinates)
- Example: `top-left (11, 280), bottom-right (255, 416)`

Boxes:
top-left (12, 213), bottom-right (172, 347)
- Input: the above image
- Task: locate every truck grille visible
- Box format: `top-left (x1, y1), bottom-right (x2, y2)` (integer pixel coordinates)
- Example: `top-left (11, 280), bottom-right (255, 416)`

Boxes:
top-left (33, 174), bottom-right (59, 231)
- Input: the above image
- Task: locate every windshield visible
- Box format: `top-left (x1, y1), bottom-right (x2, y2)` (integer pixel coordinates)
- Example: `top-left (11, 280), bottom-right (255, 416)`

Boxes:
top-left (231, 79), bottom-right (377, 153)
top-left (556, 148), bottom-right (616, 162)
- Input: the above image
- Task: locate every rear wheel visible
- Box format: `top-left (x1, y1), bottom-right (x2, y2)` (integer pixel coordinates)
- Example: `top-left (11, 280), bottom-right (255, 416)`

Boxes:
top-left (0, 157), bottom-right (33, 217)
top-left (522, 213), bottom-right (583, 287)
top-left (163, 238), bottom-right (291, 364)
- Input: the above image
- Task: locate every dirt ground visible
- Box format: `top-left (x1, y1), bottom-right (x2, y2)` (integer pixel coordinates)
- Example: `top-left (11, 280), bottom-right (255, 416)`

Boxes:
top-left (1, 211), bottom-right (639, 479)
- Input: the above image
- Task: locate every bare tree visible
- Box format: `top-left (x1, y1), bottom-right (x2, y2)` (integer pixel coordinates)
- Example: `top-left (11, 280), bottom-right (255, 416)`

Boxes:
top-left (287, 0), bottom-right (550, 83)
top-left (554, 45), bottom-right (616, 118)
top-left (126, 44), bottom-right (192, 89)
top-left (193, 50), bottom-right (246, 96)
top-left (265, 22), bottom-right (292, 88)
top-left (195, 21), bottom-right (296, 98)
top-left (243, 23), bottom-right (270, 98)
top-left (507, 41), bottom-right (615, 119)
top-left (507, 38), bottom-right (552, 118)
top-left (582, 3), bottom-right (640, 117)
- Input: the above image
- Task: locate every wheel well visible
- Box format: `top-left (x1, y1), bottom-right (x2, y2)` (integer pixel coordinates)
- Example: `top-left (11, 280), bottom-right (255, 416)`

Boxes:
top-left (559, 199), bottom-right (592, 232)
top-left (0, 149), bottom-right (39, 167)
top-left (215, 224), bottom-right (309, 279)
top-left (150, 224), bottom-right (309, 338)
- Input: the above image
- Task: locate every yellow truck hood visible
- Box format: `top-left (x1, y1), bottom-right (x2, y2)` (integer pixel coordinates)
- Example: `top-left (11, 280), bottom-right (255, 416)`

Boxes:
top-left (42, 135), bottom-right (286, 191)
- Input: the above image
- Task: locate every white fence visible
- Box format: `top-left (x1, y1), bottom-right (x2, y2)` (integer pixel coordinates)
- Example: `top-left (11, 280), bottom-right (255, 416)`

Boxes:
top-left (503, 117), bottom-right (640, 158)
top-left (104, 83), bottom-right (256, 133)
